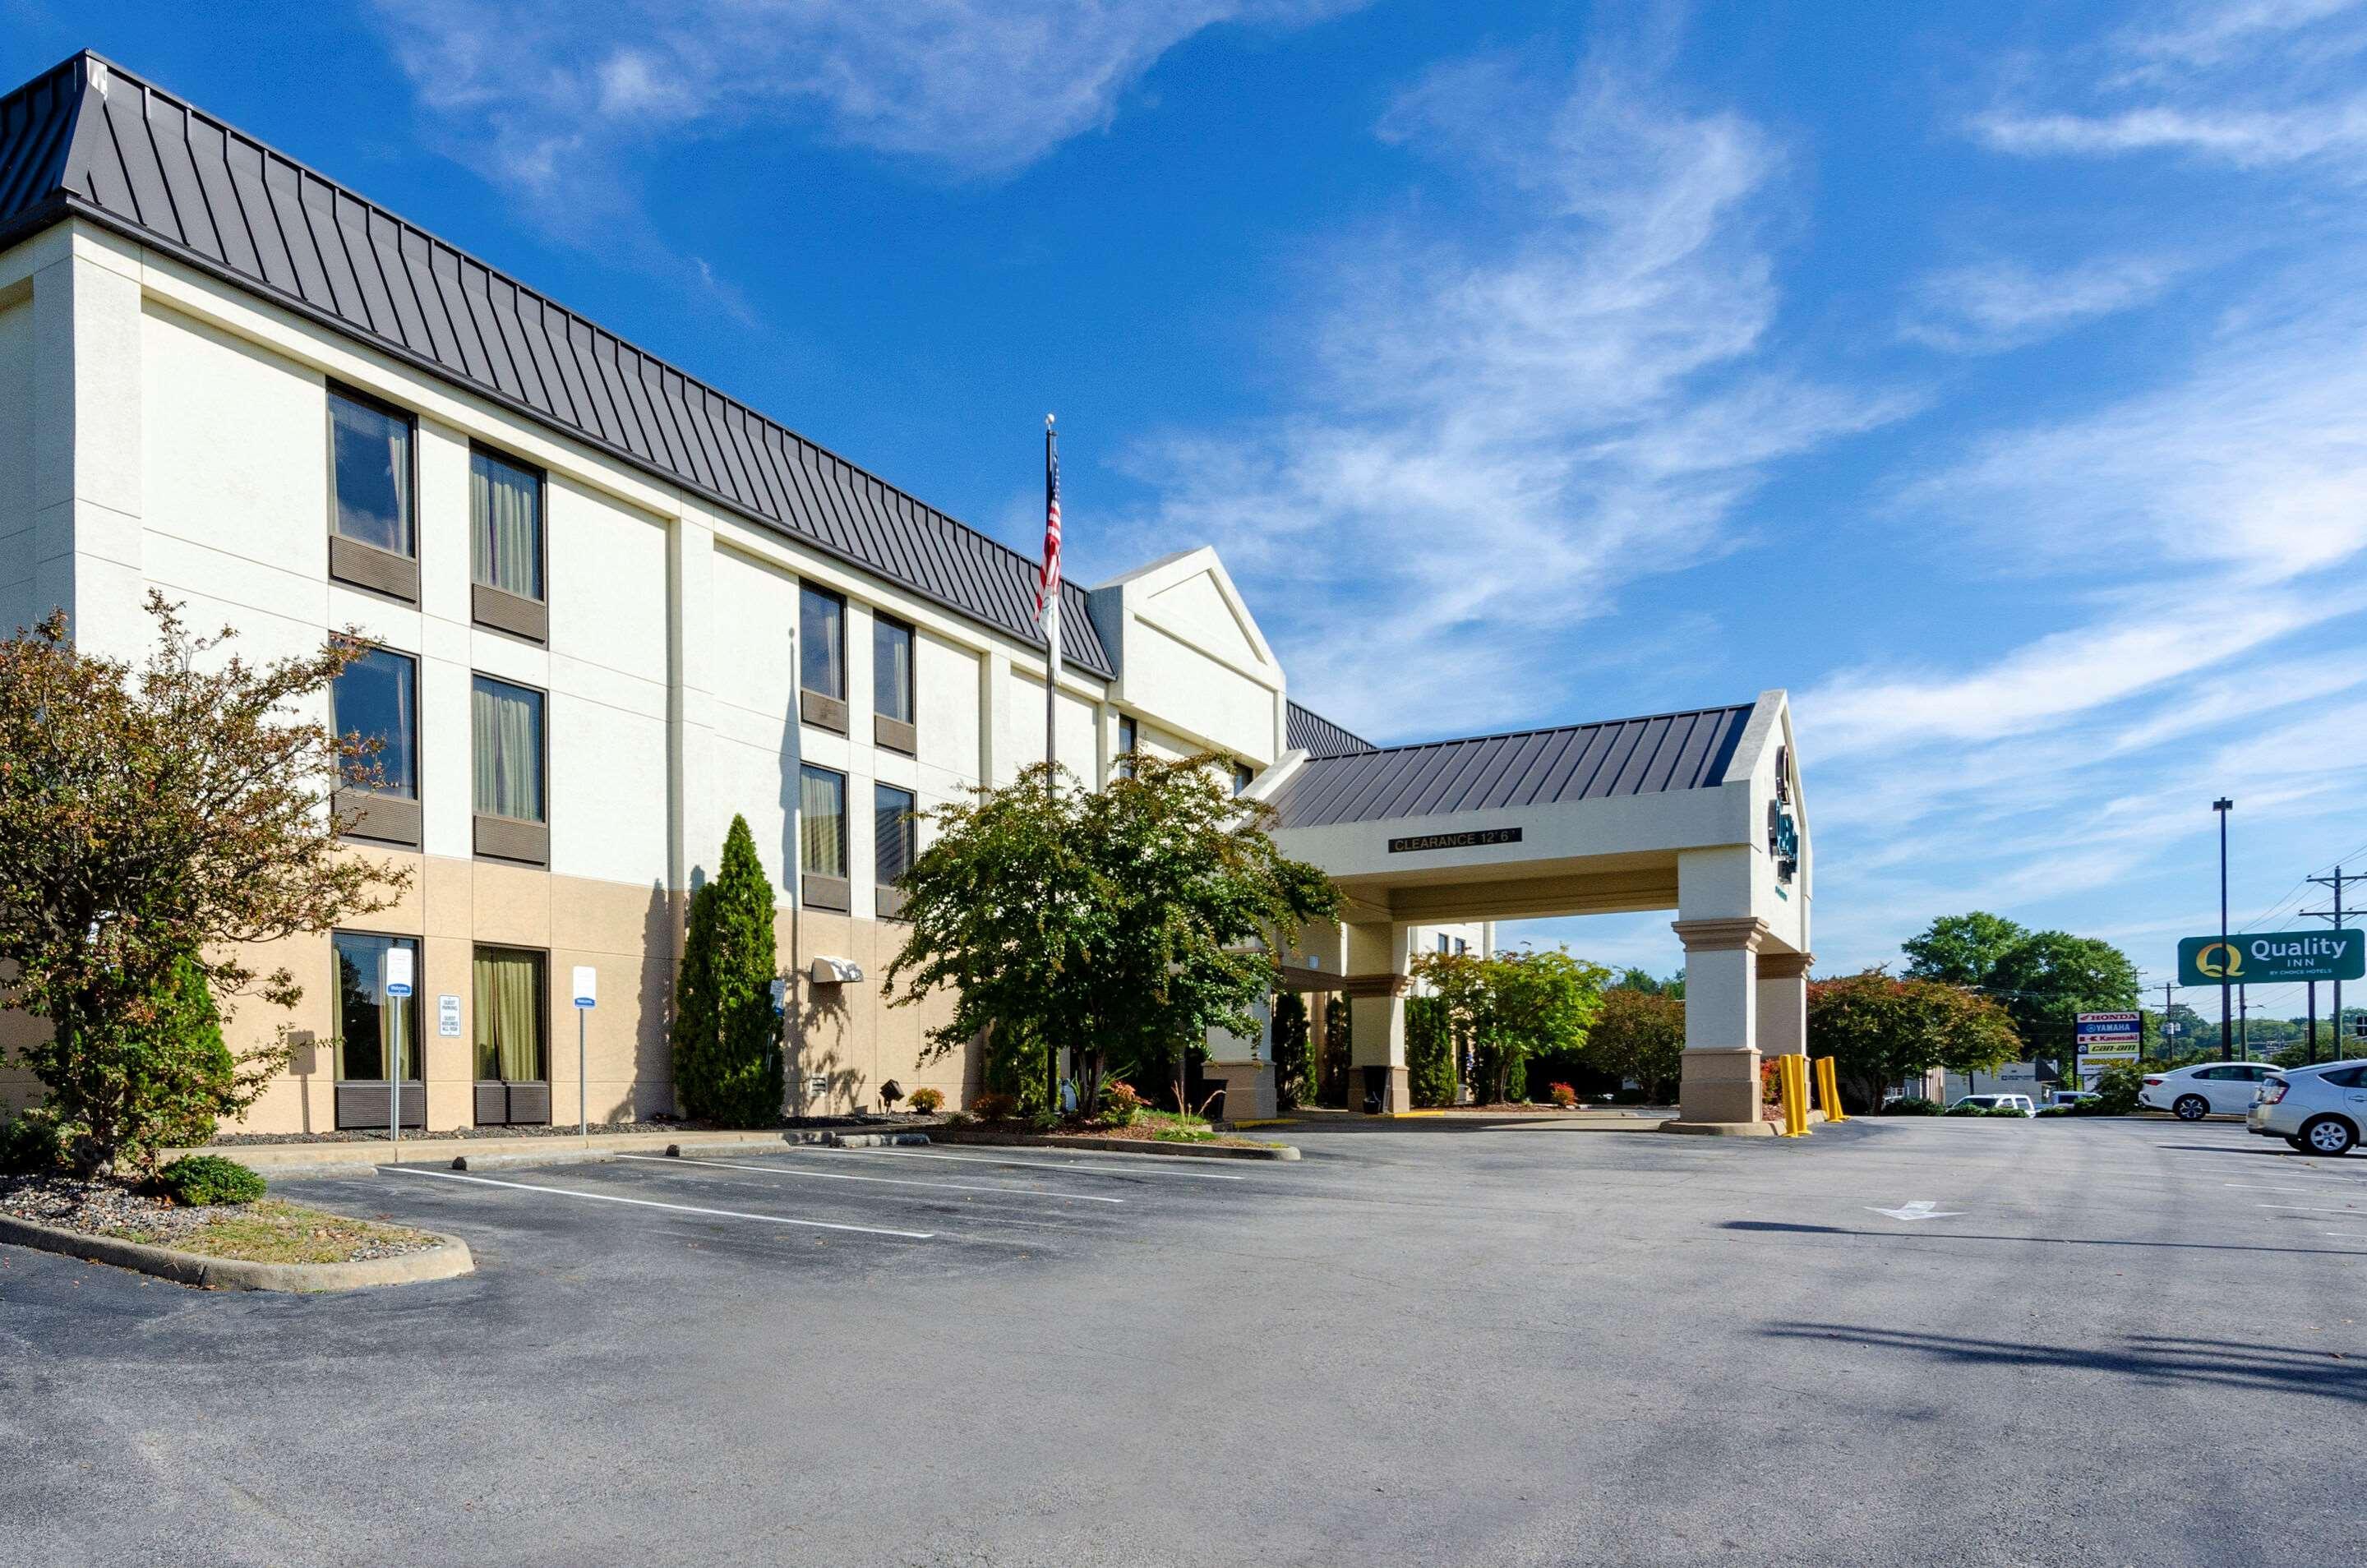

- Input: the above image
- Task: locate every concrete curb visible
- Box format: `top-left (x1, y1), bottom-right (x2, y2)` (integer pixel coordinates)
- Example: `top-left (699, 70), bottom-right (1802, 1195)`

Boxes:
top-left (1659, 1119), bottom-right (1779, 1137)
top-left (933, 1129), bottom-right (1300, 1161)
top-left (0, 1211), bottom-right (474, 1293)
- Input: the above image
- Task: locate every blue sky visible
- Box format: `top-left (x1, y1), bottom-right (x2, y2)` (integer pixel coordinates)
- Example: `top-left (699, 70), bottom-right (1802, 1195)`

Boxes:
top-left (14, 1), bottom-right (2367, 1009)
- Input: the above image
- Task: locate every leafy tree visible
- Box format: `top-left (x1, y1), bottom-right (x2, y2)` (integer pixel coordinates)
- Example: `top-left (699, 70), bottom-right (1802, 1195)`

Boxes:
top-left (1414, 946), bottom-right (1609, 1105)
top-left (0, 597), bottom-right (407, 1174)
top-left (1322, 996), bottom-right (1351, 1107)
top-left (1612, 966), bottom-right (1686, 999)
top-left (1585, 987), bottom-right (1687, 1103)
top-left (884, 755), bottom-right (1338, 1118)
top-left (1809, 967), bottom-right (2022, 1110)
top-left (1982, 930), bottom-right (2139, 1059)
top-left (1902, 911), bottom-right (2030, 986)
top-left (671, 815), bottom-right (783, 1125)
top-left (1271, 991), bottom-right (1313, 1110)
top-left (1406, 995), bottom-right (1456, 1107)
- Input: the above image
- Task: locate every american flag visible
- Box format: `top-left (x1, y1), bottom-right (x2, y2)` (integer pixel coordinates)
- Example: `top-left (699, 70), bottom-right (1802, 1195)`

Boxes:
top-left (1037, 426), bottom-right (1062, 621)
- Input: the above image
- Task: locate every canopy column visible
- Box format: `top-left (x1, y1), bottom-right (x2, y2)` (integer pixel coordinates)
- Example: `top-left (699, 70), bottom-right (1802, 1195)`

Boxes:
top-left (1669, 915), bottom-right (1772, 1134)
top-left (1203, 998), bottom-right (1276, 1122)
top-left (1345, 920), bottom-right (1411, 1114)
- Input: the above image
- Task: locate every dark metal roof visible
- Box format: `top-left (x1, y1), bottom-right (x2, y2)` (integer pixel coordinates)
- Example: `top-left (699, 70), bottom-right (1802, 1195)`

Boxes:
top-left (0, 53), bottom-right (1114, 676)
top-left (1265, 703), bottom-right (1754, 831)
top-left (1285, 700), bottom-right (1375, 758)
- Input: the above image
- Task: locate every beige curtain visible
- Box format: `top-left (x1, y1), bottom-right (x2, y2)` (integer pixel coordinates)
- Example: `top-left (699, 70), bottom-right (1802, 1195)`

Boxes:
top-left (801, 587), bottom-right (844, 698)
top-left (474, 948), bottom-right (543, 1081)
top-left (801, 766), bottom-right (846, 877)
top-left (473, 678), bottom-right (543, 820)
top-left (873, 618), bottom-right (912, 722)
top-left (472, 450), bottom-right (542, 598)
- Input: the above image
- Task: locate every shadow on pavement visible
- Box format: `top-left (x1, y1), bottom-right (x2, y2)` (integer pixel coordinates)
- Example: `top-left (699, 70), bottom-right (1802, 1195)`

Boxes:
top-left (1764, 1322), bottom-right (2367, 1404)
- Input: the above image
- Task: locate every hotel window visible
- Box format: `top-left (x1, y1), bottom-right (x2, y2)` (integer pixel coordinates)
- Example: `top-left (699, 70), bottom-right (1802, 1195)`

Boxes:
top-left (1234, 763), bottom-right (1254, 795)
top-left (874, 613), bottom-right (916, 754)
top-left (1117, 714), bottom-right (1138, 779)
top-left (800, 584), bottom-right (848, 732)
top-left (800, 763), bottom-right (850, 911)
top-left (472, 674), bottom-right (547, 865)
top-left (330, 647), bottom-right (420, 846)
top-left (875, 783), bottom-right (917, 920)
top-left (1456, 938), bottom-right (1468, 956)
top-left (332, 931), bottom-right (421, 1129)
top-left (473, 946), bottom-right (549, 1127)
top-left (327, 385), bottom-right (418, 600)
top-left (1437, 934), bottom-right (1450, 954)
top-left (471, 445), bottom-right (547, 641)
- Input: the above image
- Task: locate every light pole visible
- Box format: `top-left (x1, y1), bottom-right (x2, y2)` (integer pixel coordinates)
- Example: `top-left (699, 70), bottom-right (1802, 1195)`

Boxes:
top-left (2214, 798), bottom-right (2234, 1063)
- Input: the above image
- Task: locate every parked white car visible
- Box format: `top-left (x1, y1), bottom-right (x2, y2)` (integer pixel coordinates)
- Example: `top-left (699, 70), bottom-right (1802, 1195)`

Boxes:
top-left (2139, 1062), bottom-right (2277, 1120)
top-left (2247, 1061), bottom-right (2367, 1156)
top-left (1951, 1094), bottom-right (2037, 1116)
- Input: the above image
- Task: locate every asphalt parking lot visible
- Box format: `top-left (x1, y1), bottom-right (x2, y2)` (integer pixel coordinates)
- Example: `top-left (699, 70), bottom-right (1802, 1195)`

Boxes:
top-left (3, 1115), bottom-right (2363, 1568)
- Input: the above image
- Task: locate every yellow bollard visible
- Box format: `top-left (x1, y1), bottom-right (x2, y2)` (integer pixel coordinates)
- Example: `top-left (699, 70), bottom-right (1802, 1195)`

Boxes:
top-left (1816, 1056), bottom-right (1848, 1123)
top-left (1779, 1053), bottom-right (1811, 1137)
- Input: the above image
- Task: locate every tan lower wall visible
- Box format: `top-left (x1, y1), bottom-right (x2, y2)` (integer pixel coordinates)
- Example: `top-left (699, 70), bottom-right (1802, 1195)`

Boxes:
top-left (0, 851), bottom-right (975, 1135)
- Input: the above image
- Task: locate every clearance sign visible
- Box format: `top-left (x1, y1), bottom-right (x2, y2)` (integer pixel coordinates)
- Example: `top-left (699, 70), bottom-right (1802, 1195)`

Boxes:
top-left (2178, 929), bottom-right (2365, 987)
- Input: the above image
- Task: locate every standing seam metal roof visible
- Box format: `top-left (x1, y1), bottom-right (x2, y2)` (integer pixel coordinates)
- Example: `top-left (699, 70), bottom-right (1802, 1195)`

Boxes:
top-left (0, 52), bottom-right (1115, 676)
top-left (1284, 700), bottom-right (1376, 758)
top-left (1264, 704), bottom-right (1754, 831)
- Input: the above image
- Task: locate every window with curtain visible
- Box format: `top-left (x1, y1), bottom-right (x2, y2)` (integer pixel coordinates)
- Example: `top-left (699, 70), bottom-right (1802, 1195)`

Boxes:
top-left (329, 387), bottom-right (413, 556)
top-left (1117, 714), bottom-right (1138, 780)
top-left (801, 765), bottom-right (847, 879)
top-left (334, 931), bottom-right (419, 1081)
top-left (875, 784), bottom-right (916, 888)
top-left (471, 447), bottom-right (543, 600)
top-left (330, 647), bottom-right (417, 797)
top-left (473, 946), bottom-right (546, 1081)
top-left (801, 586), bottom-right (845, 699)
top-left (874, 615), bottom-right (914, 723)
top-left (472, 675), bottom-right (545, 822)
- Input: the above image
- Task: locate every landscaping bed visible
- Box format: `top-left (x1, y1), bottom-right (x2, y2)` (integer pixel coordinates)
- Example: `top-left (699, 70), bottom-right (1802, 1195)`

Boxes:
top-left (203, 1113), bottom-right (922, 1147)
top-left (1, 1173), bottom-right (443, 1265)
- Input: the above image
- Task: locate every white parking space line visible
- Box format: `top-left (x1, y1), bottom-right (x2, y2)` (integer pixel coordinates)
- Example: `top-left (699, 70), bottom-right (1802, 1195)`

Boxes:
top-left (2225, 1184), bottom-right (2321, 1192)
top-left (382, 1165), bottom-right (938, 1238)
top-left (616, 1153), bottom-right (1125, 1204)
top-left (800, 1146), bottom-right (1248, 1182)
top-left (2257, 1204), bottom-right (2367, 1215)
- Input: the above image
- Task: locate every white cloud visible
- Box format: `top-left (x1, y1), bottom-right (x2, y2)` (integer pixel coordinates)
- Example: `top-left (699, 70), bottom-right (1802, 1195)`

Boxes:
top-left (1900, 254), bottom-right (2190, 353)
top-left (371, 0), bottom-right (1364, 193)
top-left (1117, 46), bottom-right (1907, 736)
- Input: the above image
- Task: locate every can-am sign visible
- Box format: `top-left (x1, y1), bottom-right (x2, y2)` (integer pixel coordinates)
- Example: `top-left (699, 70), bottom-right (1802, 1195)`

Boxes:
top-left (2177, 930), bottom-right (2365, 987)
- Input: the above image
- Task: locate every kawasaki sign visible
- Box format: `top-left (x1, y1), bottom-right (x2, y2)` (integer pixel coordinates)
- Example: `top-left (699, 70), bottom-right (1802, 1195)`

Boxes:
top-left (2177, 929), bottom-right (2365, 987)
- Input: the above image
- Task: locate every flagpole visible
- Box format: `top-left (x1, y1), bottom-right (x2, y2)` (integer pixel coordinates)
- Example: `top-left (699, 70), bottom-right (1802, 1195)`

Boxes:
top-left (1044, 413), bottom-right (1061, 1117)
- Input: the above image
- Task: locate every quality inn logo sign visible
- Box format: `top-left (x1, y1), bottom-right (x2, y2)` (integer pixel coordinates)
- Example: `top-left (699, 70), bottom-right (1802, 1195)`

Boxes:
top-left (2177, 929), bottom-right (2365, 987)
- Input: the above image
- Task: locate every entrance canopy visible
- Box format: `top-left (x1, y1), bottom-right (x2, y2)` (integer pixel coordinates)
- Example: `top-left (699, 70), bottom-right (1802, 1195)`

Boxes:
top-left (1230, 690), bottom-right (1812, 1130)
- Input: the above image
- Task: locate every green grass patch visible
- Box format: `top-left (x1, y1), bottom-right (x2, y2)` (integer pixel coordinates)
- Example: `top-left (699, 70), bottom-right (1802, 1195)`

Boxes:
top-left (108, 1199), bottom-right (440, 1265)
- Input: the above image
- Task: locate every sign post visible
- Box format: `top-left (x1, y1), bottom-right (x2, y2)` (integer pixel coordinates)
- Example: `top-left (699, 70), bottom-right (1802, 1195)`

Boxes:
top-left (572, 966), bottom-right (598, 1137)
top-left (382, 946), bottom-right (413, 1155)
top-left (2075, 1011), bottom-right (2140, 1080)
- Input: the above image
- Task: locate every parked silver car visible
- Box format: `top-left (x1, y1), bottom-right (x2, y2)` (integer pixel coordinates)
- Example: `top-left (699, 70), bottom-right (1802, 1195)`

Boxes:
top-left (2246, 1060), bottom-right (2367, 1155)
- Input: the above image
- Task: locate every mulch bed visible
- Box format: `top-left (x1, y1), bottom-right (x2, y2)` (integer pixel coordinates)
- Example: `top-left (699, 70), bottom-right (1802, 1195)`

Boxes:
top-left (203, 1113), bottom-right (925, 1147)
top-left (0, 1173), bottom-right (441, 1262)
top-left (957, 1119), bottom-right (1277, 1150)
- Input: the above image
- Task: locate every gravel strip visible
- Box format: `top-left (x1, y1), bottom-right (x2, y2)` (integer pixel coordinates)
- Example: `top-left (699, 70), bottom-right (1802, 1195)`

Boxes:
top-left (0, 1176), bottom-right (441, 1261)
top-left (203, 1113), bottom-right (934, 1147)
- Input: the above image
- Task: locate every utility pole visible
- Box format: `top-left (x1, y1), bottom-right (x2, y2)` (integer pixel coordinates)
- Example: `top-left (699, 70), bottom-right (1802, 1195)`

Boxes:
top-left (2238, 988), bottom-right (2254, 1060)
top-left (2214, 799), bottom-right (2235, 1062)
top-left (2158, 980), bottom-right (2174, 1066)
top-left (2303, 864), bottom-right (2360, 1067)
top-left (2309, 980), bottom-right (2319, 1066)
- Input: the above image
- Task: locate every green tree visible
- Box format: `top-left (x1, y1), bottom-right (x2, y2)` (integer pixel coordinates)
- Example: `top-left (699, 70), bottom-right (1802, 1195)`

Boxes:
top-left (1322, 996), bottom-right (1351, 1106)
top-left (1585, 987), bottom-right (1686, 1103)
top-left (1271, 991), bottom-right (1313, 1110)
top-left (1612, 966), bottom-right (1686, 999)
top-left (1982, 930), bottom-right (2140, 1061)
top-left (1414, 946), bottom-right (1609, 1105)
top-left (0, 597), bottom-right (408, 1174)
top-left (1406, 995), bottom-right (1456, 1107)
top-left (1809, 968), bottom-right (2022, 1109)
top-left (1902, 912), bottom-right (2029, 986)
top-left (884, 755), bottom-right (1338, 1117)
top-left (671, 815), bottom-right (784, 1126)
